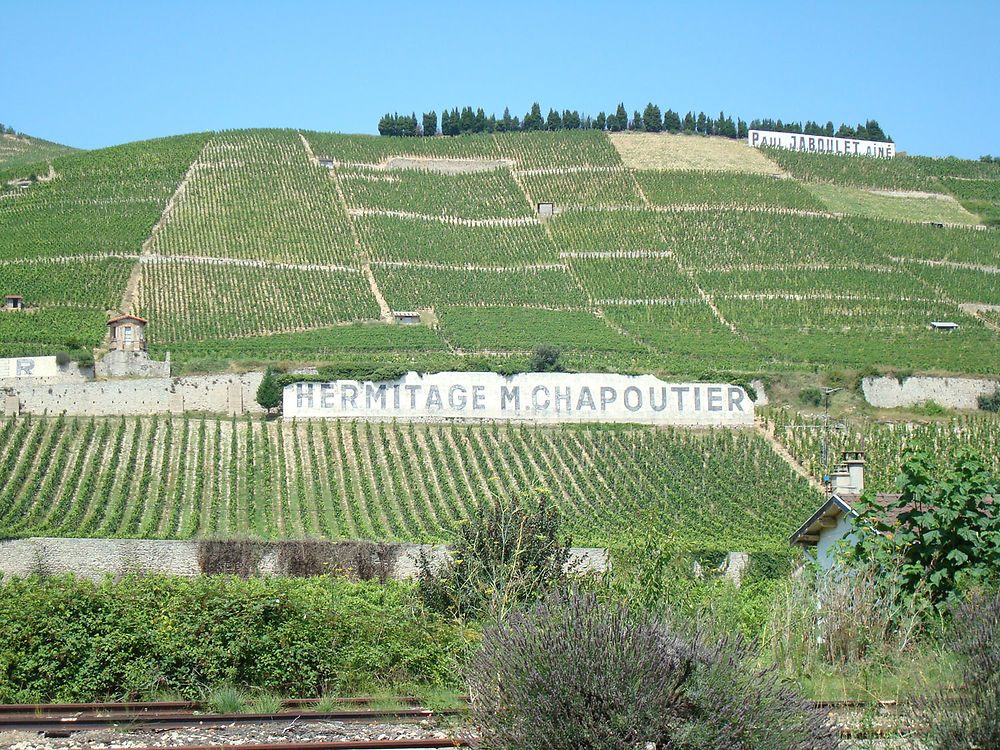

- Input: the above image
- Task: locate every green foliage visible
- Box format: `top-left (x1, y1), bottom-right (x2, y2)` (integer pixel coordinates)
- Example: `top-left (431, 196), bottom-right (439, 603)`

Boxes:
top-left (978, 388), bottom-right (1000, 413)
top-left (799, 387), bottom-right (824, 406)
top-left (853, 447), bottom-right (1000, 606)
top-left (529, 344), bottom-right (562, 372)
top-left (417, 492), bottom-right (572, 620)
top-left (208, 685), bottom-right (249, 713)
top-left (0, 574), bottom-right (464, 702)
top-left (256, 367), bottom-right (282, 411)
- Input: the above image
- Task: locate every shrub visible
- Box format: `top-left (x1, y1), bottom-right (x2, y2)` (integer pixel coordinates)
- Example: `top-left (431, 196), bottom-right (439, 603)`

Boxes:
top-left (417, 492), bottom-right (571, 621)
top-left (470, 590), bottom-right (840, 750)
top-left (256, 367), bottom-right (282, 411)
top-left (0, 574), bottom-right (464, 702)
top-left (916, 589), bottom-right (1000, 749)
top-left (978, 387), bottom-right (1000, 413)
top-left (54, 351), bottom-right (71, 366)
top-left (799, 386), bottom-right (823, 406)
top-left (529, 344), bottom-right (562, 372)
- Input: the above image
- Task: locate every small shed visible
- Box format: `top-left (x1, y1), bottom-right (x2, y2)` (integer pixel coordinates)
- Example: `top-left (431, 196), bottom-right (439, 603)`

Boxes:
top-left (537, 202), bottom-right (555, 217)
top-left (107, 314), bottom-right (148, 351)
top-left (929, 321), bottom-right (959, 332)
top-left (4, 295), bottom-right (23, 310)
top-left (392, 311), bottom-right (421, 325)
top-left (318, 158), bottom-right (335, 167)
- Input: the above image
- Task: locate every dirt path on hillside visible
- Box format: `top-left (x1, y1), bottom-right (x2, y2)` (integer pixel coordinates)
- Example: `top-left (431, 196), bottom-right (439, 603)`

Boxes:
top-left (301, 131), bottom-right (393, 322)
top-left (121, 142), bottom-right (208, 314)
top-left (755, 419), bottom-right (825, 493)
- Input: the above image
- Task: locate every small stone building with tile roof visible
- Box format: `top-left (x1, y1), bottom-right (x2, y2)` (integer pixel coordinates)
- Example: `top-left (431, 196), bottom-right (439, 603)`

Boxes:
top-left (106, 314), bottom-right (148, 352)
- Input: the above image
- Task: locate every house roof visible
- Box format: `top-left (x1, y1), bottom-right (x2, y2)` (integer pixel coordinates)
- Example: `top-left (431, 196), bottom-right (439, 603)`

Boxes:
top-left (789, 492), bottom-right (901, 546)
top-left (790, 491), bottom-right (993, 547)
top-left (107, 314), bottom-right (148, 325)
top-left (5, 295), bottom-right (22, 299)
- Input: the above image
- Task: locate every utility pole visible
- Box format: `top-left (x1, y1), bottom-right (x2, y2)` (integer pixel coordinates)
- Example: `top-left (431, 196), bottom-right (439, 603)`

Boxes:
top-left (822, 387), bottom-right (842, 472)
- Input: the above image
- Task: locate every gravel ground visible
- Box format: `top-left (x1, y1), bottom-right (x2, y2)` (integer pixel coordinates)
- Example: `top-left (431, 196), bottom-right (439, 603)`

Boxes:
top-left (1, 718), bottom-right (469, 749)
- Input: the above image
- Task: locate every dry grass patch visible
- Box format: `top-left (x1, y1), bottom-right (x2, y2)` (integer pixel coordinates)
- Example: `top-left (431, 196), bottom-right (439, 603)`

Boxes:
top-left (609, 132), bottom-right (781, 174)
top-left (807, 182), bottom-right (981, 225)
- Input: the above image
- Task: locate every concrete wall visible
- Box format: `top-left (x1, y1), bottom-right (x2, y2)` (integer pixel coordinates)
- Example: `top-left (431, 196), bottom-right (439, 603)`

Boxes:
top-left (862, 375), bottom-right (999, 410)
top-left (2, 371), bottom-right (265, 417)
top-left (0, 537), bottom-right (607, 582)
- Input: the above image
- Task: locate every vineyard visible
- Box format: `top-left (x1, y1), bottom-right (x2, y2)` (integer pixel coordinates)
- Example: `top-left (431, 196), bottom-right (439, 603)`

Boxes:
top-left (0, 415), bottom-right (819, 552)
top-left (0, 127), bottom-right (996, 375)
top-left (767, 409), bottom-right (1000, 493)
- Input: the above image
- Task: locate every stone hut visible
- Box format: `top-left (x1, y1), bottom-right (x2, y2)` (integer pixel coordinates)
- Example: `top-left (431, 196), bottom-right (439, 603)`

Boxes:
top-left (4, 295), bottom-right (23, 310)
top-left (107, 314), bottom-right (148, 352)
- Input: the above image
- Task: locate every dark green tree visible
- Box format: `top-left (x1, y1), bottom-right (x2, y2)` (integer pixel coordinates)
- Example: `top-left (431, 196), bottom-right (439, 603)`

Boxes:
top-left (663, 109), bottom-right (681, 132)
top-left (530, 344), bottom-right (563, 372)
top-left (563, 110), bottom-right (581, 129)
top-left (422, 111), bottom-right (437, 136)
top-left (824, 121), bottom-right (835, 136)
top-left (865, 119), bottom-right (887, 142)
top-left (682, 111), bottom-right (695, 132)
top-left (499, 107), bottom-right (513, 132)
top-left (737, 119), bottom-right (748, 139)
top-left (523, 103), bottom-right (544, 131)
top-left (256, 367), bottom-right (282, 412)
top-left (595, 111), bottom-right (606, 130)
top-left (642, 103), bottom-right (662, 132)
top-left (614, 103), bottom-right (628, 132)
top-left (836, 123), bottom-right (856, 138)
top-left (546, 109), bottom-right (562, 130)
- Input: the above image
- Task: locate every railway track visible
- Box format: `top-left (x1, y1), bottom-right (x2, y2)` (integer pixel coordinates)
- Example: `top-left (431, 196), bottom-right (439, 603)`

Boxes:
top-left (0, 706), bottom-right (462, 734)
top-left (0, 697), bottom-right (912, 745)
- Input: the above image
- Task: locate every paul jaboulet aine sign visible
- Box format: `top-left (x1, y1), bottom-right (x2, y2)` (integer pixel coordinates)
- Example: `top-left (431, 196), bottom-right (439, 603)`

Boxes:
top-left (283, 372), bottom-right (754, 426)
top-left (749, 129), bottom-right (896, 159)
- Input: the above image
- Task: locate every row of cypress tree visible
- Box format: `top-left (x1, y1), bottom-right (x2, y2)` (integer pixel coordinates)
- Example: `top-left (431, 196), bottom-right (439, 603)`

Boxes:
top-left (377, 104), bottom-right (890, 143)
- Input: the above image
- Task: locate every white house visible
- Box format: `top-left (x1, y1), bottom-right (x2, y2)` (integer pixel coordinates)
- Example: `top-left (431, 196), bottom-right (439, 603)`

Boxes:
top-left (789, 451), bottom-right (900, 569)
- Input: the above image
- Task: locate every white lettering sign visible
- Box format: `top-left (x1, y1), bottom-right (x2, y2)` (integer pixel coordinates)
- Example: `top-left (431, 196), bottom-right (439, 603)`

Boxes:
top-left (749, 129), bottom-right (895, 159)
top-left (284, 372), bottom-right (753, 426)
top-left (0, 356), bottom-right (59, 379)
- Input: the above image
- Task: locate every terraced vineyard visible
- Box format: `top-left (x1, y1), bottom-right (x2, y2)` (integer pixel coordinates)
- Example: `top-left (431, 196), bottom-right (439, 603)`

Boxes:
top-left (0, 415), bottom-right (818, 552)
top-left (0, 127), bottom-right (997, 375)
top-left (767, 409), bottom-right (1000, 493)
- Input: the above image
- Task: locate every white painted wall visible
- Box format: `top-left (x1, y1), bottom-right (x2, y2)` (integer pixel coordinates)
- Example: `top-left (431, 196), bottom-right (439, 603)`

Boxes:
top-left (748, 129), bottom-right (896, 158)
top-left (816, 513), bottom-right (857, 570)
top-left (285, 372), bottom-right (754, 427)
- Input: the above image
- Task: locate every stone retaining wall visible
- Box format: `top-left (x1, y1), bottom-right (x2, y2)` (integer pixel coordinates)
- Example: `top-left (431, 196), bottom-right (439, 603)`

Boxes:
top-left (0, 537), bottom-right (608, 582)
top-left (2, 372), bottom-right (265, 417)
top-left (862, 375), bottom-right (998, 409)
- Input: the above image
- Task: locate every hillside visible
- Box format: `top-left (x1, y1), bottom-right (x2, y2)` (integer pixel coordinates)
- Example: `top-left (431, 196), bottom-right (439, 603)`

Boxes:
top-left (0, 132), bottom-right (78, 171)
top-left (1, 128), bottom-right (998, 377)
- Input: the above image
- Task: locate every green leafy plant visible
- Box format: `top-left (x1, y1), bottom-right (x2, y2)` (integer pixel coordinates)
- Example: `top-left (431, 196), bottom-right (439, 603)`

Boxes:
top-left (417, 490), bottom-right (572, 620)
top-left (852, 447), bottom-right (1000, 606)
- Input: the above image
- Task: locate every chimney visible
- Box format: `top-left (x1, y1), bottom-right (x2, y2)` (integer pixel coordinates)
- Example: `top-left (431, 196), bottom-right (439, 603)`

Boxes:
top-left (829, 450), bottom-right (865, 494)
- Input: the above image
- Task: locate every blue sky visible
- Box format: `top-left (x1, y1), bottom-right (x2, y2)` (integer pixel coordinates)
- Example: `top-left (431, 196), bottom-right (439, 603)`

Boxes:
top-left (4, 0), bottom-right (997, 158)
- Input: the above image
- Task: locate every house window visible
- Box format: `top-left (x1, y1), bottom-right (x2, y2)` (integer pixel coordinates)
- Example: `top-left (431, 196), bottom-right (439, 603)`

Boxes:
top-left (123, 326), bottom-right (132, 345)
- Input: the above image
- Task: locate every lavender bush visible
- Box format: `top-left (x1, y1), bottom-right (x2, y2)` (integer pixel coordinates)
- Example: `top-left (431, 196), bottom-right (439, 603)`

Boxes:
top-left (469, 590), bottom-right (841, 750)
top-left (916, 589), bottom-right (1000, 749)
